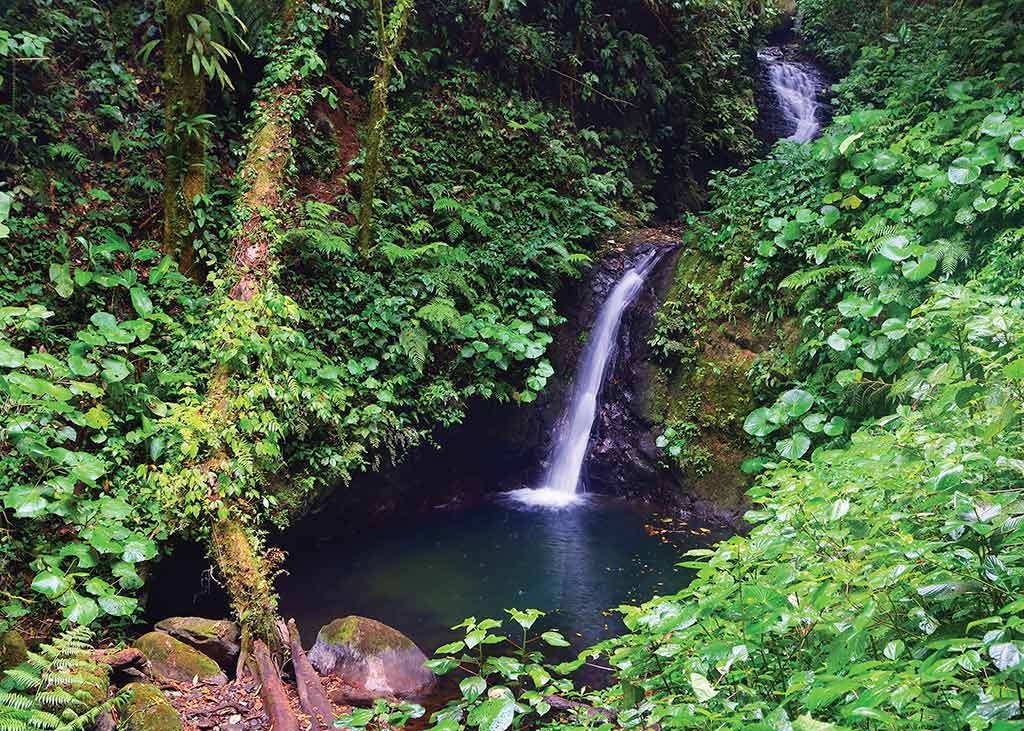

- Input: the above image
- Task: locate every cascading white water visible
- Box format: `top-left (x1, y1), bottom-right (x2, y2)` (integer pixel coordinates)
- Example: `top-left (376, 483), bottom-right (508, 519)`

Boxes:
top-left (507, 249), bottom-right (665, 509)
top-left (760, 50), bottom-right (823, 143)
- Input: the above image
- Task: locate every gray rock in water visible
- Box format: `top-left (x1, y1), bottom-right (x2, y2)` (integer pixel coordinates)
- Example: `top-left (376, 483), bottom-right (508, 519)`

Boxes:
top-left (308, 616), bottom-right (436, 703)
top-left (155, 617), bottom-right (240, 670)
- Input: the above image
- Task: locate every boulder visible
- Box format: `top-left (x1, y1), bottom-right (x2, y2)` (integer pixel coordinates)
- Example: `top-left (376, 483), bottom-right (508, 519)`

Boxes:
top-left (118, 682), bottom-right (183, 731)
top-left (133, 631), bottom-right (227, 686)
top-left (154, 617), bottom-right (240, 670)
top-left (308, 616), bottom-right (435, 702)
top-left (0, 629), bottom-right (27, 673)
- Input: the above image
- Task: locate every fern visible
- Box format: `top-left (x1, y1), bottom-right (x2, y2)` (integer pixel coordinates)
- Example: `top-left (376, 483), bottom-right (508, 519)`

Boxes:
top-left (432, 197), bottom-right (460, 214)
top-left (381, 242), bottom-right (451, 266)
top-left (445, 219), bottom-right (465, 241)
top-left (779, 264), bottom-right (857, 291)
top-left (931, 237), bottom-right (969, 275)
top-left (46, 143), bottom-right (90, 173)
top-left (416, 297), bottom-right (461, 331)
top-left (398, 325), bottom-right (430, 373)
top-left (0, 626), bottom-right (128, 731)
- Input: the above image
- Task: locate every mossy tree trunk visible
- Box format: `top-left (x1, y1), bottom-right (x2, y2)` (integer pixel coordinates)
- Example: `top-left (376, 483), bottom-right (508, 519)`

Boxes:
top-left (163, 0), bottom-right (207, 280)
top-left (356, 0), bottom-right (413, 257)
top-left (191, 3), bottom-right (331, 728)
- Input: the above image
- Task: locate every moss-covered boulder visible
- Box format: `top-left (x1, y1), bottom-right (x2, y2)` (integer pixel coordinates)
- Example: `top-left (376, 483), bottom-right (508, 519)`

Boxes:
top-left (154, 617), bottom-right (240, 670)
top-left (133, 631), bottom-right (227, 685)
top-left (308, 616), bottom-right (435, 702)
top-left (0, 629), bottom-right (28, 673)
top-left (118, 682), bottom-right (183, 731)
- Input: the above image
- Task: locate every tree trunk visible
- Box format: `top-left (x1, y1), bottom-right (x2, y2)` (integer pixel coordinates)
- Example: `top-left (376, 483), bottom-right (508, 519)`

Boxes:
top-left (356, 0), bottom-right (413, 256)
top-left (163, 0), bottom-right (207, 280)
top-left (188, 4), bottom-right (332, 728)
top-left (356, 61), bottom-right (390, 256)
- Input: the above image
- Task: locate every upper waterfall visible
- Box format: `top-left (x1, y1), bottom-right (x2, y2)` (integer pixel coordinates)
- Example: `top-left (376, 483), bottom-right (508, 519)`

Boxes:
top-left (759, 48), bottom-right (826, 143)
top-left (507, 248), bottom-right (666, 509)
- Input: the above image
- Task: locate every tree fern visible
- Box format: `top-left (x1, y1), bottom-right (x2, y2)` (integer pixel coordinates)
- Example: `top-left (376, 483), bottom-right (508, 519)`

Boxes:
top-left (0, 626), bottom-right (128, 731)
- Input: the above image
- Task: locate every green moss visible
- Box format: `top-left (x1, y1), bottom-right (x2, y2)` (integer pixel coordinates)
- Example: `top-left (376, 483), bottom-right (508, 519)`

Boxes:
top-left (133, 632), bottom-right (225, 682)
top-left (119, 683), bottom-right (183, 731)
top-left (0, 629), bottom-right (28, 672)
top-left (319, 616), bottom-right (415, 653)
top-left (646, 248), bottom-right (772, 511)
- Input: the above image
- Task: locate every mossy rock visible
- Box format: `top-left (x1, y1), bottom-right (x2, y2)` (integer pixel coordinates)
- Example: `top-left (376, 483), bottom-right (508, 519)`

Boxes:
top-left (154, 617), bottom-right (240, 670)
top-left (0, 629), bottom-right (27, 673)
top-left (118, 682), bottom-right (183, 731)
top-left (308, 616), bottom-right (435, 702)
top-left (134, 631), bottom-right (227, 686)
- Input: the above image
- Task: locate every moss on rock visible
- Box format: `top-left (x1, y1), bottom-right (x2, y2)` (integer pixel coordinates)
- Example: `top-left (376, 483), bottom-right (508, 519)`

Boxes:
top-left (154, 617), bottom-right (240, 669)
top-left (0, 629), bottom-right (27, 673)
top-left (119, 682), bottom-right (183, 731)
top-left (134, 631), bottom-right (228, 685)
top-left (645, 247), bottom-right (794, 514)
top-left (318, 616), bottom-right (415, 654)
top-left (308, 616), bottom-right (435, 702)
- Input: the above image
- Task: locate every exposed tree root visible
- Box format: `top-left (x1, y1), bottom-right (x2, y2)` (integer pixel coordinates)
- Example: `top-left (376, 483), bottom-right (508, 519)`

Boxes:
top-left (286, 619), bottom-right (335, 729)
top-left (254, 639), bottom-right (299, 731)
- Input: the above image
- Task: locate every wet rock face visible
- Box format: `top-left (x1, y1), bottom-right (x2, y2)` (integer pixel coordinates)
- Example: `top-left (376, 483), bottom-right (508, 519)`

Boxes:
top-left (308, 616), bottom-right (436, 704)
top-left (134, 631), bottom-right (228, 686)
top-left (154, 617), bottom-right (240, 670)
top-left (574, 235), bottom-right (680, 500)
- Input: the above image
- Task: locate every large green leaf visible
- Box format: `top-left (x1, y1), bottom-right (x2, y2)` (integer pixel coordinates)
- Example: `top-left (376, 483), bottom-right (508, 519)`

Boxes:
top-left (31, 570), bottom-right (70, 599)
top-left (780, 388), bottom-right (815, 418)
top-left (776, 432), bottom-right (811, 459)
top-left (0, 342), bottom-right (25, 368)
top-left (689, 672), bottom-right (718, 702)
top-left (743, 407), bottom-right (776, 437)
top-left (467, 697), bottom-right (515, 731)
top-left (63, 593), bottom-right (100, 625)
top-left (129, 287), bottom-right (154, 317)
top-left (460, 676), bottom-right (487, 702)
top-left (948, 157), bottom-right (981, 185)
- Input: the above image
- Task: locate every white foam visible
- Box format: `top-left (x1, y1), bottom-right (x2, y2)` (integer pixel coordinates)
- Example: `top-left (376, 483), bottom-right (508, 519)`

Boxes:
top-left (502, 487), bottom-right (585, 509)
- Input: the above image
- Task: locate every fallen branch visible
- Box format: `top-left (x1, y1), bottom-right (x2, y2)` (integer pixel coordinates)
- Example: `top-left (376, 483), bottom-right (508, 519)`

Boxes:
top-left (543, 695), bottom-right (617, 721)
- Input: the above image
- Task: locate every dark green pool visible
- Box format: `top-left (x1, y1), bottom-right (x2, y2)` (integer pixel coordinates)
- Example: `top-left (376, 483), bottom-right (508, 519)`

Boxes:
top-left (277, 495), bottom-right (721, 654)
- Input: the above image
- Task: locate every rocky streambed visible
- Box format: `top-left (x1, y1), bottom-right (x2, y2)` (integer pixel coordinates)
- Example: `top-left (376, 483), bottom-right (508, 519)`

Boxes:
top-left (0, 614), bottom-right (440, 731)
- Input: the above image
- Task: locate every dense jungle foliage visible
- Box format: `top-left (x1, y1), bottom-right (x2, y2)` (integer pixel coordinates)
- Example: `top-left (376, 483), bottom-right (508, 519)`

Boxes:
top-left (533, 0), bottom-right (1024, 728)
top-left (0, 0), bottom-right (769, 635)
top-left (4, 0), bottom-right (1024, 729)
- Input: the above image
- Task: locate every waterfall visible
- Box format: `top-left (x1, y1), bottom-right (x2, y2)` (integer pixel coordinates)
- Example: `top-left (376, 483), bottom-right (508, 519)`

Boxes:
top-left (507, 249), bottom-right (666, 509)
top-left (760, 49), bottom-right (824, 143)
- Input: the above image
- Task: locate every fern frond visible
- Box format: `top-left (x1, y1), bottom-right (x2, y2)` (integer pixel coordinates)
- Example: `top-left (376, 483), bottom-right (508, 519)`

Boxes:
top-left (779, 264), bottom-right (857, 290)
top-left (0, 693), bottom-right (34, 711)
top-left (931, 237), bottom-right (969, 275)
top-left (432, 197), bottom-right (460, 214)
top-left (416, 298), bottom-right (460, 331)
top-left (46, 143), bottom-right (89, 173)
top-left (3, 670), bottom-right (43, 692)
top-left (399, 325), bottom-right (430, 373)
top-left (446, 219), bottom-right (465, 241)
